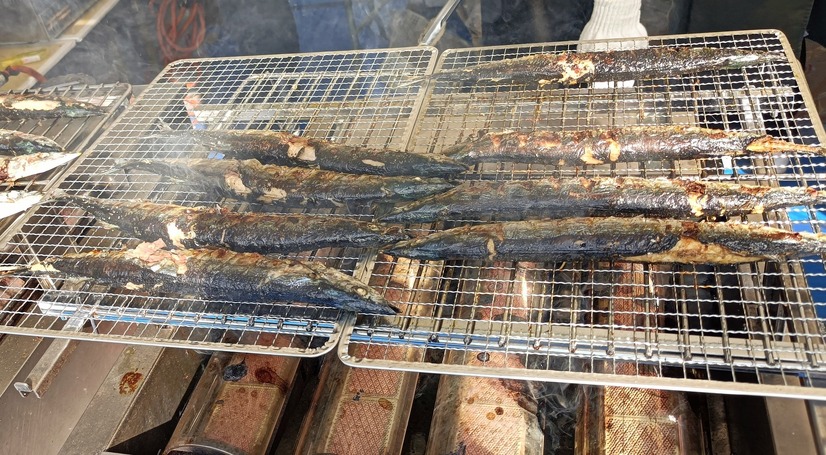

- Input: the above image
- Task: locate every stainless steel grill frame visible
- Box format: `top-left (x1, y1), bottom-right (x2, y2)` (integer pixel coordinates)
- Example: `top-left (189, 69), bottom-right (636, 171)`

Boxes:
top-left (0, 83), bottom-right (131, 233)
top-left (339, 30), bottom-right (826, 399)
top-left (0, 48), bottom-right (437, 356)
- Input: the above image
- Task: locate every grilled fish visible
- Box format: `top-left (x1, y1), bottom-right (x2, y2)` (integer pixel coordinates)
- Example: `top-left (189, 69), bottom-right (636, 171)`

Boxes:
top-left (427, 47), bottom-right (783, 86)
top-left (0, 129), bottom-right (64, 156)
top-left (384, 217), bottom-right (826, 264)
top-left (29, 240), bottom-right (397, 314)
top-left (0, 93), bottom-right (105, 119)
top-left (0, 151), bottom-right (79, 182)
top-left (151, 130), bottom-right (468, 177)
top-left (381, 176), bottom-right (825, 223)
top-left (443, 126), bottom-right (825, 165)
top-left (0, 190), bottom-right (42, 218)
top-left (122, 158), bottom-right (455, 206)
top-left (61, 194), bottom-right (408, 253)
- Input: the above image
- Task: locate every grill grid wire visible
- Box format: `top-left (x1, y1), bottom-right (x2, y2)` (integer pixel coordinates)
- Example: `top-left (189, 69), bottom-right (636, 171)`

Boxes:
top-left (339, 31), bottom-right (826, 399)
top-left (0, 48), bottom-right (437, 356)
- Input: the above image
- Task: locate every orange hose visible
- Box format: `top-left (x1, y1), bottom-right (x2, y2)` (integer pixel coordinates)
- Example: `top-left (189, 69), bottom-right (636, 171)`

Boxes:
top-left (152, 0), bottom-right (205, 64)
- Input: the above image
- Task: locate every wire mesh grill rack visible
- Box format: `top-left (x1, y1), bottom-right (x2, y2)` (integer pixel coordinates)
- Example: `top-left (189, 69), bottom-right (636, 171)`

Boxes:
top-left (339, 30), bottom-right (826, 399)
top-left (0, 83), bottom-right (130, 231)
top-left (0, 48), bottom-right (437, 356)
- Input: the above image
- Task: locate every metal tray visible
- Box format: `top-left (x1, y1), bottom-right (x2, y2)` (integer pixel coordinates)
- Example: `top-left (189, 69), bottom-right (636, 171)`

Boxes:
top-left (0, 48), bottom-right (437, 356)
top-left (339, 30), bottom-right (826, 399)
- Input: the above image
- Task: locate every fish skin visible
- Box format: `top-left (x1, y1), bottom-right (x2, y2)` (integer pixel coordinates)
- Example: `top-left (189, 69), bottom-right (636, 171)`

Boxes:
top-left (443, 126), bottom-right (825, 165)
top-left (0, 190), bottom-right (42, 218)
top-left (61, 194), bottom-right (409, 253)
top-left (381, 176), bottom-right (826, 223)
top-left (429, 47), bottom-right (784, 85)
top-left (151, 130), bottom-right (468, 177)
top-left (121, 158), bottom-right (456, 205)
top-left (384, 217), bottom-right (826, 264)
top-left (0, 93), bottom-right (105, 120)
top-left (0, 129), bottom-right (64, 156)
top-left (40, 241), bottom-right (398, 314)
top-left (0, 151), bottom-right (79, 182)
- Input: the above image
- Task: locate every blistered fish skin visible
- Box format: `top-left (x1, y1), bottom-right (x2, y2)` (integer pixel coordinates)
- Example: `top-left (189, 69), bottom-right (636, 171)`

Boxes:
top-left (384, 217), bottom-right (826, 264)
top-left (152, 130), bottom-right (468, 177)
top-left (0, 93), bottom-right (105, 119)
top-left (432, 47), bottom-right (784, 86)
top-left (62, 194), bottom-right (408, 253)
top-left (38, 242), bottom-right (398, 315)
top-left (381, 176), bottom-right (826, 223)
top-left (122, 158), bottom-right (455, 205)
top-left (443, 126), bottom-right (825, 165)
top-left (0, 129), bottom-right (64, 156)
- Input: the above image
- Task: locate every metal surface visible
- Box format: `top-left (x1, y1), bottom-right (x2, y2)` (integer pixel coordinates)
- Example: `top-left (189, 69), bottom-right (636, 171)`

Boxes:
top-left (14, 315), bottom-right (83, 398)
top-left (340, 30), bottom-right (826, 399)
top-left (59, 345), bottom-right (203, 455)
top-left (0, 48), bottom-right (436, 357)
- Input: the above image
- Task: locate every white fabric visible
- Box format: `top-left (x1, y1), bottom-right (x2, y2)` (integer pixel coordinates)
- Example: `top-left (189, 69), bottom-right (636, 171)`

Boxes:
top-left (580, 0), bottom-right (647, 43)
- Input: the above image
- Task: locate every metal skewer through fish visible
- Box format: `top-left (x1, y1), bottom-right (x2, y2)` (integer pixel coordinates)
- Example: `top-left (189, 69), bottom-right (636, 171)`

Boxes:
top-left (443, 126), bottom-right (826, 165)
top-left (384, 217), bottom-right (826, 264)
top-left (20, 240), bottom-right (398, 315)
top-left (422, 47), bottom-right (784, 86)
top-left (149, 130), bottom-right (468, 177)
top-left (59, 194), bottom-right (408, 253)
top-left (381, 176), bottom-right (826, 223)
top-left (0, 92), bottom-right (106, 120)
top-left (121, 158), bottom-right (456, 206)
top-left (0, 129), bottom-right (64, 155)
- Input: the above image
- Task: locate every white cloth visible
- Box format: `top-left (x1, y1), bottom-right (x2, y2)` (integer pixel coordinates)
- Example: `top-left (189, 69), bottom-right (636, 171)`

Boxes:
top-left (579, 0), bottom-right (647, 51)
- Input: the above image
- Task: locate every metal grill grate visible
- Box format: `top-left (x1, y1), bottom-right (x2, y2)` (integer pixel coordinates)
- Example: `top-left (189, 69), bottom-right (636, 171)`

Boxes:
top-left (339, 31), bottom-right (826, 399)
top-left (0, 48), bottom-right (437, 356)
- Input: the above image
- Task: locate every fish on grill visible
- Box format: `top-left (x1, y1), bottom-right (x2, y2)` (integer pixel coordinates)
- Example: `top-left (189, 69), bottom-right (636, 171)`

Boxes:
top-left (0, 151), bottom-right (79, 182)
top-left (61, 194), bottom-right (408, 253)
top-left (443, 126), bottom-right (825, 165)
top-left (0, 129), bottom-right (64, 156)
top-left (150, 130), bottom-right (468, 177)
top-left (384, 217), bottom-right (826, 264)
top-left (381, 176), bottom-right (825, 223)
top-left (121, 158), bottom-right (455, 206)
top-left (28, 240), bottom-right (398, 314)
top-left (426, 47), bottom-right (783, 86)
top-left (0, 93), bottom-right (105, 119)
top-left (0, 190), bottom-right (42, 218)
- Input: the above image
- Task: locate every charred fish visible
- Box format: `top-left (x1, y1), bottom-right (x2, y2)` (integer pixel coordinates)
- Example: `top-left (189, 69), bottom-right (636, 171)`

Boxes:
top-left (150, 130), bottom-right (468, 177)
top-left (61, 194), bottom-right (408, 253)
top-left (0, 129), bottom-right (64, 156)
top-left (122, 158), bottom-right (455, 206)
top-left (28, 240), bottom-right (397, 314)
top-left (384, 217), bottom-right (826, 264)
top-left (381, 176), bottom-right (826, 223)
top-left (443, 126), bottom-right (825, 165)
top-left (0, 190), bottom-right (42, 218)
top-left (0, 93), bottom-right (105, 120)
top-left (427, 47), bottom-right (783, 86)
top-left (0, 151), bottom-right (79, 182)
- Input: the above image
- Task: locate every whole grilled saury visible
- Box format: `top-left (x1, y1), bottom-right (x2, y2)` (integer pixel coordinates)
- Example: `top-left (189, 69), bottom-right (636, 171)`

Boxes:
top-left (0, 129), bottom-right (64, 155)
top-left (122, 158), bottom-right (455, 206)
top-left (151, 130), bottom-right (468, 177)
top-left (443, 126), bottom-right (825, 165)
top-left (385, 217), bottom-right (826, 264)
top-left (427, 47), bottom-right (783, 86)
top-left (31, 241), bottom-right (398, 314)
top-left (0, 93), bottom-right (105, 119)
top-left (381, 176), bottom-right (825, 223)
top-left (62, 194), bottom-right (408, 253)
